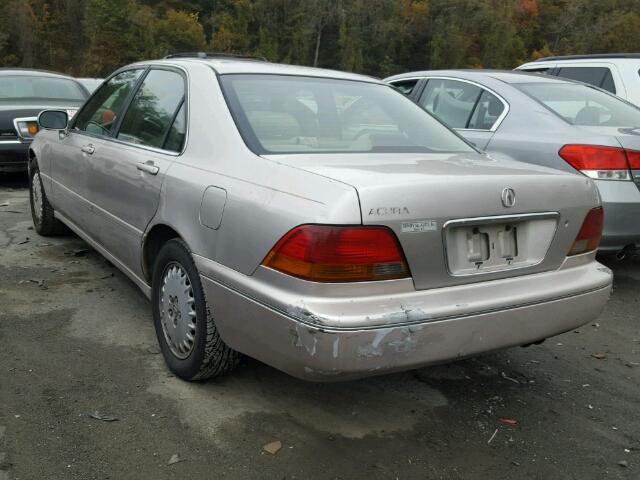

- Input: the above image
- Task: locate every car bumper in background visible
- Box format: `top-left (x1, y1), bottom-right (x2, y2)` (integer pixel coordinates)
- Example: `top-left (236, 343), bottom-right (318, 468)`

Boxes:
top-left (595, 180), bottom-right (640, 251)
top-left (0, 140), bottom-right (29, 172)
top-left (196, 253), bottom-right (613, 381)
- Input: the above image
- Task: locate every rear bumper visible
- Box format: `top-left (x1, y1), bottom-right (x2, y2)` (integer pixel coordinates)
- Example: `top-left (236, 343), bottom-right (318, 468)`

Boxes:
top-left (196, 254), bottom-right (612, 381)
top-left (0, 141), bottom-right (29, 172)
top-left (595, 180), bottom-right (640, 251)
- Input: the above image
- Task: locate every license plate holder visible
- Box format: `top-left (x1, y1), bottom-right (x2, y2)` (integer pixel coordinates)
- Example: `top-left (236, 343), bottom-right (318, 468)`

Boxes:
top-left (444, 213), bottom-right (558, 276)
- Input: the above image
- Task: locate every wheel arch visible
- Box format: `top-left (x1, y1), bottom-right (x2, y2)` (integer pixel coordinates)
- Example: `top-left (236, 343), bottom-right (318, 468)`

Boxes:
top-left (142, 223), bottom-right (184, 283)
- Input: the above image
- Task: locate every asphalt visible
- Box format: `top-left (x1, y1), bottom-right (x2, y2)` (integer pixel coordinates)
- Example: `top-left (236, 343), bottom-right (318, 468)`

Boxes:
top-left (0, 172), bottom-right (638, 480)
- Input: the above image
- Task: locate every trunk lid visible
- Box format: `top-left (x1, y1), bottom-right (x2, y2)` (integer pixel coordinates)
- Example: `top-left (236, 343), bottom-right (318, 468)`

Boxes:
top-left (266, 152), bottom-right (600, 289)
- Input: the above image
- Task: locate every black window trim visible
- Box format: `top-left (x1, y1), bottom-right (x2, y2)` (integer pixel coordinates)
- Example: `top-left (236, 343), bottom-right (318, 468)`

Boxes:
top-left (417, 76), bottom-right (510, 132)
top-left (69, 64), bottom-right (189, 157)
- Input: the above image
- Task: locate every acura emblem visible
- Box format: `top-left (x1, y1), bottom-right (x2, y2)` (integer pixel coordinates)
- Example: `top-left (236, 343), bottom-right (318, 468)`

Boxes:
top-left (501, 188), bottom-right (516, 208)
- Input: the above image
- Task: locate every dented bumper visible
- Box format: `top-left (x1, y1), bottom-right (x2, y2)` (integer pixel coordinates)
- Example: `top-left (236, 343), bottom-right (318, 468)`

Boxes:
top-left (195, 254), bottom-right (612, 381)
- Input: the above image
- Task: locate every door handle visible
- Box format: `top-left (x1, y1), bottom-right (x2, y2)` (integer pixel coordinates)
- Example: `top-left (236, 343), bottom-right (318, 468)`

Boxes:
top-left (81, 144), bottom-right (95, 155)
top-left (137, 161), bottom-right (159, 175)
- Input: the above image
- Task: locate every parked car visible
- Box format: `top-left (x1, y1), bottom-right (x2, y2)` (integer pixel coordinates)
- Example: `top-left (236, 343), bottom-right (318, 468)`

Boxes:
top-left (0, 69), bottom-right (89, 172)
top-left (516, 54), bottom-right (640, 106)
top-left (385, 70), bottom-right (640, 257)
top-left (76, 77), bottom-right (104, 93)
top-left (30, 55), bottom-right (612, 382)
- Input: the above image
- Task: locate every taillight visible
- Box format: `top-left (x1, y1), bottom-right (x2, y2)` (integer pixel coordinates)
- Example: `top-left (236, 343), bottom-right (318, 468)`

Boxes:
top-left (568, 207), bottom-right (604, 256)
top-left (262, 225), bottom-right (410, 282)
top-left (559, 144), bottom-right (635, 180)
top-left (626, 149), bottom-right (640, 169)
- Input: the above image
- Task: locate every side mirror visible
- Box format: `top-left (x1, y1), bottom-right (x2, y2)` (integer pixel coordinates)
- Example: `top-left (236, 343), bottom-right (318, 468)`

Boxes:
top-left (38, 110), bottom-right (69, 130)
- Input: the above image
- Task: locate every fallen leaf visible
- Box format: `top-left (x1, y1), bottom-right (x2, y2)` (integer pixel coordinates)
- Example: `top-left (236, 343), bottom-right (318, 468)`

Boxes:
top-left (263, 440), bottom-right (282, 455)
top-left (500, 418), bottom-right (518, 426)
top-left (168, 454), bottom-right (183, 465)
top-left (591, 353), bottom-right (607, 360)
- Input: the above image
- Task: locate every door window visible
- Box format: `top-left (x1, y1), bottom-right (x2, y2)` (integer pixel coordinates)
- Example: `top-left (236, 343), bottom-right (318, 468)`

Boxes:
top-left (163, 104), bottom-right (187, 153)
top-left (419, 79), bottom-right (504, 130)
top-left (117, 69), bottom-right (186, 150)
top-left (467, 90), bottom-right (505, 130)
top-left (555, 67), bottom-right (617, 94)
top-left (73, 69), bottom-right (143, 136)
top-left (419, 79), bottom-right (481, 128)
top-left (390, 79), bottom-right (419, 96)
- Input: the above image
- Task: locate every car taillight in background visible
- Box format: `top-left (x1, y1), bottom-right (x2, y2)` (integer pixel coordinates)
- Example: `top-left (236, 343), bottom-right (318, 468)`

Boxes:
top-left (568, 207), bottom-right (604, 256)
top-left (262, 225), bottom-right (410, 282)
top-left (559, 144), bottom-right (638, 180)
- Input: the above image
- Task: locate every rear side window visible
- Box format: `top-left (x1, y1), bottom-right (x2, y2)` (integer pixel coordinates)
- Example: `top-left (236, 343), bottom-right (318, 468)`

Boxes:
top-left (517, 83), bottom-right (640, 126)
top-left (390, 79), bottom-right (419, 96)
top-left (555, 67), bottom-right (617, 94)
top-left (419, 79), bottom-right (504, 130)
top-left (163, 104), bottom-right (187, 153)
top-left (117, 69), bottom-right (185, 151)
top-left (74, 69), bottom-right (143, 136)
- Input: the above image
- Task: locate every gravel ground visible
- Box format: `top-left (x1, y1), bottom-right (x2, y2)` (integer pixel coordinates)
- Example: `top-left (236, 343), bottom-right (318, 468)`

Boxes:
top-left (0, 173), bottom-right (638, 480)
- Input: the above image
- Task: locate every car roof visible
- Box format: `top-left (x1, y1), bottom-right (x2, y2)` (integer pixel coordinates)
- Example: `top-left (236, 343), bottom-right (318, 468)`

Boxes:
top-left (134, 58), bottom-right (383, 84)
top-left (532, 53), bottom-right (640, 62)
top-left (0, 68), bottom-right (78, 80)
top-left (385, 69), bottom-right (574, 85)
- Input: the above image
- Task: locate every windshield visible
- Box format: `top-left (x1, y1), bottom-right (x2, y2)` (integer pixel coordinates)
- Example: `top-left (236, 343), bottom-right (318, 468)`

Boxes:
top-left (220, 74), bottom-right (475, 155)
top-left (517, 83), bottom-right (640, 127)
top-left (0, 75), bottom-right (87, 101)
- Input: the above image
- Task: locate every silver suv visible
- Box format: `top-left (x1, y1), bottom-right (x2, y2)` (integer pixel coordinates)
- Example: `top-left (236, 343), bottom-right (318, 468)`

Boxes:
top-left (516, 54), bottom-right (640, 106)
top-left (29, 54), bottom-right (612, 381)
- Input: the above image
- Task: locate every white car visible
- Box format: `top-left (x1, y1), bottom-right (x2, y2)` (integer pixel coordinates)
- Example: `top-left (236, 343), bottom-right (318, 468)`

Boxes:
top-left (516, 54), bottom-right (640, 106)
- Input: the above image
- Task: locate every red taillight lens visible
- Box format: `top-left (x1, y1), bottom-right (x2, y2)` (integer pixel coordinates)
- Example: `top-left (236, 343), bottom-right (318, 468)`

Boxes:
top-left (559, 144), bottom-right (634, 180)
top-left (626, 149), bottom-right (640, 169)
top-left (262, 225), bottom-right (410, 282)
top-left (568, 207), bottom-right (604, 256)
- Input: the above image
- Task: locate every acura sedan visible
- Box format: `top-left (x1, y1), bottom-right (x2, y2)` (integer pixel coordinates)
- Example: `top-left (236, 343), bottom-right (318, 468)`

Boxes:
top-left (29, 55), bottom-right (612, 381)
top-left (0, 69), bottom-right (89, 172)
top-left (385, 70), bottom-right (640, 257)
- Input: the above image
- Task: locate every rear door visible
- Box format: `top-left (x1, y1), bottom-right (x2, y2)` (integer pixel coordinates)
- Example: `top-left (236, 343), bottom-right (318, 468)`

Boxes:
top-left (416, 78), bottom-right (507, 150)
top-left (82, 67), bottom-right (187, 275)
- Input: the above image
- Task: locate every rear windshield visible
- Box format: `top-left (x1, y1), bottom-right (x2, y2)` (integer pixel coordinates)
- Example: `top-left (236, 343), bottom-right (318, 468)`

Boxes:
top-left (219, 74), bottom-right (475, 155)
top-left (0, 75), bottom-right (87, 101)
top-left (517, 83), bottom-right (640, 127)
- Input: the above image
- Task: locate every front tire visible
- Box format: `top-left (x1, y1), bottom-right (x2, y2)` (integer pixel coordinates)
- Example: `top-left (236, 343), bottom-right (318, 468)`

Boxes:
top-left (151, 238), bottom-right (240, 380)
top-left (29, 163), bottom-right (67, 236)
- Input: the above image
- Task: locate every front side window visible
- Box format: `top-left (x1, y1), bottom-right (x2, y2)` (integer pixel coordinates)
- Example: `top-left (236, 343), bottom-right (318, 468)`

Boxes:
top-left (0, 75), bottom-right (87, 101)
top-left (117, 69), bottom-right (185, 150)
top-left (390, 79), bottom-right (419, 96)
top-left (555, 67), bottom-right (617, 94)
top-left (220, 74), bottom-right (474, 155)
top-left (517, 83), bottom-right (640, 126)
top-left (73, 69), bottom-right (144, 136)
top-left (419, 79), bottom-right (482, 129)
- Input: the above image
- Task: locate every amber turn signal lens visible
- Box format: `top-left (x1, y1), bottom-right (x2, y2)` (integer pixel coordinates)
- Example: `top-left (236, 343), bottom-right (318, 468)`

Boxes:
top-left (568, 207), bottom-right (604, 256)
top-left (28, 123), bottom-right (39, 135)
top-left (262, 225), bottom-right (410, 282)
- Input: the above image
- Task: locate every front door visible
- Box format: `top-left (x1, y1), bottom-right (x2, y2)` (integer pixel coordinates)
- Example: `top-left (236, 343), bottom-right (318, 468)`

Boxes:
top-left (82, 68), bottom-right (187, 276)
top-left (52, 69), bottom-right (146, 233)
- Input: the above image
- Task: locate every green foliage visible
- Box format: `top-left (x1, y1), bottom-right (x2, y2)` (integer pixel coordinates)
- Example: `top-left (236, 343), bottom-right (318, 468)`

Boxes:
top-left (0, 0), bottom-right (639, 77)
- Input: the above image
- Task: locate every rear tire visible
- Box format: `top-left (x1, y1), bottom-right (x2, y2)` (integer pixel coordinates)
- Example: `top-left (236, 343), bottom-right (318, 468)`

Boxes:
top-left (29, 163), bottom-right (67, 236)
top-left (151, 238), bottom-right (240, 380)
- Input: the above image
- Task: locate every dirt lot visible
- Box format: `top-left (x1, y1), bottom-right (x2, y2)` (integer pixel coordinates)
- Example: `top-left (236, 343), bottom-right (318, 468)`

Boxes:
top-left (0, 173), bottom-right (638, 480)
